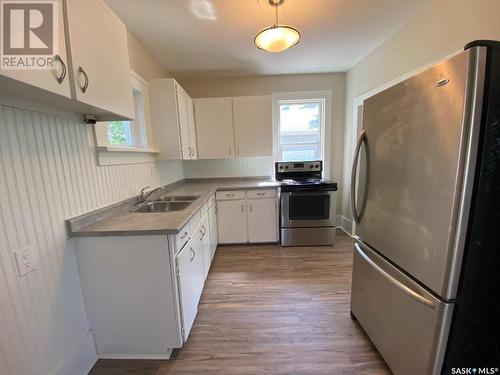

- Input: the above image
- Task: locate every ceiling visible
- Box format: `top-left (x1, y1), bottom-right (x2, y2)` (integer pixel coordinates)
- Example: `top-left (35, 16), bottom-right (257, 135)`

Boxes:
top-left (104, 0), bottom-right (428, 78)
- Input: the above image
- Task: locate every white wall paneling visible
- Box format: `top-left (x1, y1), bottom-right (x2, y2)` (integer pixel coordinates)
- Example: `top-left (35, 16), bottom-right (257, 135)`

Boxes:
top-left (183, 157), bottom-right (274, 179)
top-left (0, 103), bottom-right (183, 375)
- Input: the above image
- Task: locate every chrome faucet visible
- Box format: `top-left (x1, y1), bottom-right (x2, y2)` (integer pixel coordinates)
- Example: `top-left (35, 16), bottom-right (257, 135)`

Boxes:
top-left (138, 186), bottom-right (162, 204)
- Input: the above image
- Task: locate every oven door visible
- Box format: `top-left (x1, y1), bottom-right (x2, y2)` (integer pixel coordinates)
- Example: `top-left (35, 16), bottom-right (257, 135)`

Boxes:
top-left (281, 191), bottom-right (336, 228)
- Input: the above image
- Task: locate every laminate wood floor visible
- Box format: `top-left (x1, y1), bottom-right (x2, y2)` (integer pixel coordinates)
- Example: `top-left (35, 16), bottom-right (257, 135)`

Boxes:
top-left (90, 231), bottom-right (391, 375)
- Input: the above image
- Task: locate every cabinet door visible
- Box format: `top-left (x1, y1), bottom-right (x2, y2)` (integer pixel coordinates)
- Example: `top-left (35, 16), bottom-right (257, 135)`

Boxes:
top-left (0, 0), bottom-right (71, 98)
top-left (175, 237), bottom-right (204, 341)
top-left (233, 96), bottom-right (272, 157)
top-left (217, 200), bottom-right (247, 243)
top-left (194, 98), bottom-right (234, 159)
top-left (199, 215), bottom-right (211, 279)
top-left (208, 204), bottom-right (218, 258)
top-left (186, 95), bottom-right (198, 159)
top-left (175, 84), bottom-right (191, 159)
top-left (247, 198), bottom-right (278, 243)
top-left (65, 0), bottom-right (134, 118)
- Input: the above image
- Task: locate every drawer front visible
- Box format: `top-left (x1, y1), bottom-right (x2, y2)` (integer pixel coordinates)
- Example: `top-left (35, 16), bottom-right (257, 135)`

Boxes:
top-left (189, 210), bottom-right (201, 234)
top-left (351, 241), bottom-right (453, 375)
top-left (216, 190), bottom-right (245, 200)
top-left (246, 189), bottom-right (276, 199)
top-left (176, 225), bottom-right (190, 251)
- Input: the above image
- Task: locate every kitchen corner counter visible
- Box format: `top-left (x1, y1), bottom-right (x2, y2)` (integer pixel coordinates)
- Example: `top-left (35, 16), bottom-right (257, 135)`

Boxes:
top-left (67, 178), bottom-right (279, 237)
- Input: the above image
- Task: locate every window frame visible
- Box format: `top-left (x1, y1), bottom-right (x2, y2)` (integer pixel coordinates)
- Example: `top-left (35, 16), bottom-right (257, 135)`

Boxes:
top-left (272, 91), bottom-right (332, 178)
top-left (93, 71), bottom-right (158, 166)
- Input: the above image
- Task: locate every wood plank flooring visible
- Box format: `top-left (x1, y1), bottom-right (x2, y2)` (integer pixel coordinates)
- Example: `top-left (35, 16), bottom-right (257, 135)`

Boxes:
top-left (90, 231), bottom-right (391, 375)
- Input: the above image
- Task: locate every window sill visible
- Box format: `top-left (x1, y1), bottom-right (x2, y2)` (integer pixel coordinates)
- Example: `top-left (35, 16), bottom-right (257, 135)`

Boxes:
top-left (96, 145), bottom-right (159, 166)
top-left (96, 145), bottom-right (159, 154)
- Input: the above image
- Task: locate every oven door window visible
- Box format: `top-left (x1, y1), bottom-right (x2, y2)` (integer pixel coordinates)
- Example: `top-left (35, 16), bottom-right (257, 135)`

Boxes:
top-left (288, 194), bottom-right (330, 220)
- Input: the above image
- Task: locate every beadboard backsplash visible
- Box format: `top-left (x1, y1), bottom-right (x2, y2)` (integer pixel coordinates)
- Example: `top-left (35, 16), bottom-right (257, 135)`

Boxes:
top-left (0, 104), bottom-right (182, 375)
top-left (183, 156), bottom-right (274, 178)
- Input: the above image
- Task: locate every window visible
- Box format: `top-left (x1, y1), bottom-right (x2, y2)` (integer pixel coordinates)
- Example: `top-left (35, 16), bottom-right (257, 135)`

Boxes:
top-left (107, 121), bottom-right (133, 146)
top-left (277, 99), bottom-right (325, 162)
top-left (105, 87), bottom-right (146, 147)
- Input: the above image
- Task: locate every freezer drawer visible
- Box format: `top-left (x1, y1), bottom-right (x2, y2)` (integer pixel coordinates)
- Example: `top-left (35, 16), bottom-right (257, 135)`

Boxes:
top-left (351, 241), bottom-right (453, 375)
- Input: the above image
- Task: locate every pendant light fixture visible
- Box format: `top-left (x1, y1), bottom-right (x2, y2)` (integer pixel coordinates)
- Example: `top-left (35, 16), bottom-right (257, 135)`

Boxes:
top-left (254, 0), bottom-right (300, 52)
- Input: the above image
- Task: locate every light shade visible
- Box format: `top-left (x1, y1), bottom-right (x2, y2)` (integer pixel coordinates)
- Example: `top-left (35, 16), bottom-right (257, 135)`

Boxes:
top-left (254, 25), bottom-right (300, 52)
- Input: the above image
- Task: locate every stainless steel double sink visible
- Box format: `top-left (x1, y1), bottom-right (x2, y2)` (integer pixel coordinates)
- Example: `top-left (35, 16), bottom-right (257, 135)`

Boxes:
top-left (131, 195), bottom-right (200, 213)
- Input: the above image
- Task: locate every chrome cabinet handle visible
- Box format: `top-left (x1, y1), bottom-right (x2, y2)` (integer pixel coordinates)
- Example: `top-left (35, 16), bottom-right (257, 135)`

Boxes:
top-left (354, 243), bottom-right (435, 308)
top-left (351, 130), bottom-right (368, 225)
top-left (78, 66), bottom-right (89, 93)
top-left (226, 193), bottom-right (234, 197)
top-left (190, 247), bottom-right (195, 261)
top-left (257, 192), bottom-right (266, 196)
top-left (241, 203), bottom-right (244, 212)
top-left (180, 231), bottom-right (189, 240)
top-left (53, 55), bottom-right (66, 84)
top-left (249, 203), bottom-right (252, 212)
top-left (201, 225), bottom-right (206, 235)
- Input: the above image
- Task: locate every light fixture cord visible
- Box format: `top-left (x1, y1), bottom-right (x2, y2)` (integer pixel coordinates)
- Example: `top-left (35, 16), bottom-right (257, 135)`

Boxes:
top-left (275, 4), bottom-right (278, 26)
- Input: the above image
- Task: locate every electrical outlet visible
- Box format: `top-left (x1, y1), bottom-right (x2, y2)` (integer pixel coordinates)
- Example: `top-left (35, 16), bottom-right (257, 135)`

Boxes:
top-left (14, 247), bottom-right (36, 277)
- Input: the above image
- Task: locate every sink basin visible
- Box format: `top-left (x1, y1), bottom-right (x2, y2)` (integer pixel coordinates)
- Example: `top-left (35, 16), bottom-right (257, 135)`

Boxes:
top-left (156, 195), bottom-right (200, 202)
top-left (131, 201), bottom-right (192, 213)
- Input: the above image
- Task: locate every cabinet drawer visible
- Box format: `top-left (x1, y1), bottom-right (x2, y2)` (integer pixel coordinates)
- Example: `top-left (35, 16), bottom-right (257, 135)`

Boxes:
top-left (246, 189), bottom-right (276, 199)
top-left (189, 210), bottom-right (201, 234)
top-left (216, 190), bottom-right (245, 201)
top-left (176, 225), bottom-right (190, 251)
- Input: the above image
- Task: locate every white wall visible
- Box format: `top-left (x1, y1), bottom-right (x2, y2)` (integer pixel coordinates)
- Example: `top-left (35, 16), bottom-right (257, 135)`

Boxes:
top-left (0, 104), bottom-right (182, 375)
top-left (342, 0), bottom-right (500, 228)
top-left (179, 73), bottom-right (346, 208)
top-left (183, 156), bottom-right (273, 179)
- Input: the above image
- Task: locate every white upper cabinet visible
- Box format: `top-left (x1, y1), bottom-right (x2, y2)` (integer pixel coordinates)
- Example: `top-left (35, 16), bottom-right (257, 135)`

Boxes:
top-left (194, 96), bottom-right (273, 160)
top-left (0, 0), bottom-right (71, 98)
top-left (64, 0), bottom-right (134, 119)
top-left (233, 96), bottom-right (272, 157)
top-left (194, 98), bottom-right (235, 159)
top-left (186, 95), bottom-right (198, 159)
top-left (149, 79), bottom-right (198, 160)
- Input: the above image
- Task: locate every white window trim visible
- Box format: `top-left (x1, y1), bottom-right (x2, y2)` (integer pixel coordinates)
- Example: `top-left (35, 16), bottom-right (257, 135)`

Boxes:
top-left (272, 90), bottom-right (332, 179)
top-left (94, 71), bottom-right (158, 165)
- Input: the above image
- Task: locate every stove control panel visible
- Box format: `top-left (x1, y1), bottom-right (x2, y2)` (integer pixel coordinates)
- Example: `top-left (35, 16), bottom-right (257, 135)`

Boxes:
top-left (275, 161), bottom-right (322, 173)
top-left (275, 161), bottom-right (323, 181)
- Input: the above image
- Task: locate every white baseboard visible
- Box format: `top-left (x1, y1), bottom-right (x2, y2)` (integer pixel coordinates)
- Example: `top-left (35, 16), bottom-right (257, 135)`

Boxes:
top-left (337, 215), bottom-right (353, 236)
top-left (98, 349), bottom-right (173, 360)
top-left (51, 330), bottom-right (98, 375)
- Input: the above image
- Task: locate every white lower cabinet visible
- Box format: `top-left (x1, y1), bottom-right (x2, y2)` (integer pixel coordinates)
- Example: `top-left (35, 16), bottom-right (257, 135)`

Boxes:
top-left (200, 213), bottom-right (211, 279)
top-left (217, 199), bottom-right (248, 243)
top-left (176, 234), bottom-right (205, 341)
top-left (247, 198), bottom-right (279, 243)
top-left (217, 189), bottom-right (278, 244)
top-left (208, 202), bottom-right (218, 259)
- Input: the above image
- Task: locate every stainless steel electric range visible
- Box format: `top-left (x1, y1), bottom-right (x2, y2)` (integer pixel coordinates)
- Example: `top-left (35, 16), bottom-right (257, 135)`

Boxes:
top-left (275, 161), bottom-right (338, 246)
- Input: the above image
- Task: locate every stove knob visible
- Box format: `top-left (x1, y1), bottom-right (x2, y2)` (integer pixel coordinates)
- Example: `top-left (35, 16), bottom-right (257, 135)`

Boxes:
top-left (279, 166), bottom-right (283, 169)
top-left (285, 166), bottom-right (289, 169)
top-left (315, 164), bottom-right (320, 168)
top-left (309, 165), bottom-right (313, 168)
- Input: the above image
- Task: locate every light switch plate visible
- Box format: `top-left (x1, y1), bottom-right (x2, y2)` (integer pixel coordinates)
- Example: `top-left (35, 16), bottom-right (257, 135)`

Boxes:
top-left (14, 247), bottom-right (36, 277)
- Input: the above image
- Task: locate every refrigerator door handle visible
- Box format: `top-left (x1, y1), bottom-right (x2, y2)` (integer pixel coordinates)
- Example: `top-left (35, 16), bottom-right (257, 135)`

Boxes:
top-left (351, 130), bottom-right (368, 224)
top-left (354, 243), bottom-right (436, 309)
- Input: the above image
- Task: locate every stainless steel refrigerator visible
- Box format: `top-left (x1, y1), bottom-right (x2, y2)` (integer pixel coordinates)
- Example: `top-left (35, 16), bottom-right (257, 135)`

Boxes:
top-left (350, 40), bottom-right (500, 375)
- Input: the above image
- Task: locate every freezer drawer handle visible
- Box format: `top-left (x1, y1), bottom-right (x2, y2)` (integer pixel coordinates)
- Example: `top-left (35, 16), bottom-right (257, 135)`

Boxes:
top-left (351, 130), bottom-right (368, 224)
top-left (355, 243), bottom-right (435, 309)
